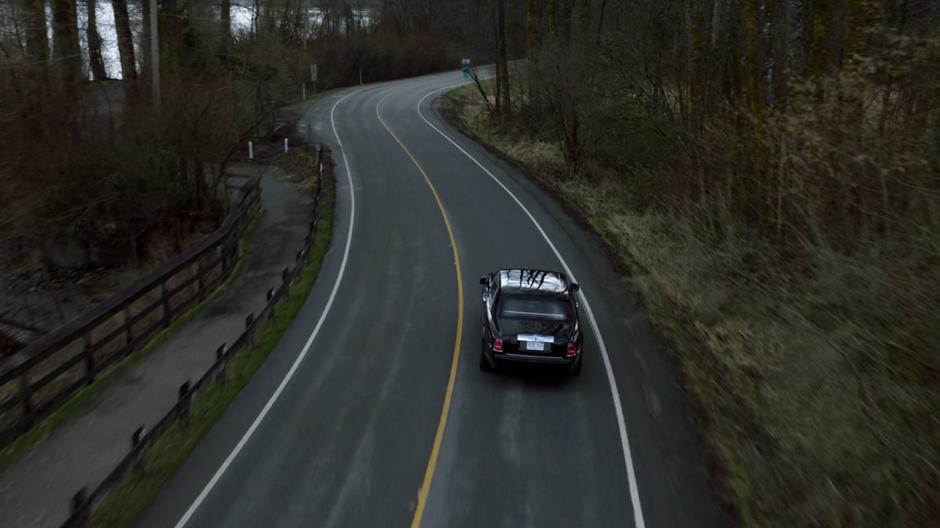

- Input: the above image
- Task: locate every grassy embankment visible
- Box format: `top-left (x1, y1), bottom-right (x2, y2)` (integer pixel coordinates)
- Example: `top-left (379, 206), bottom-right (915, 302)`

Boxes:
top-left (441, 84), bottom-right (939, 527)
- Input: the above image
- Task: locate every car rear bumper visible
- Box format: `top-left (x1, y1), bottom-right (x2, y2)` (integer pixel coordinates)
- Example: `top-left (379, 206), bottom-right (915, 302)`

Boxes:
top-left (494, 352), bottom-right (576, 366)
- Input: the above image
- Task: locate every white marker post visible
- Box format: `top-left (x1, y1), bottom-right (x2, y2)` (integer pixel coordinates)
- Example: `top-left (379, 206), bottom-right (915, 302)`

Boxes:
top-left (302, 82), bottom-right (306, 100)
top-left (310, 63), bottom-right (318, 94)
top-left (284, 138), bottom-right (288, 153)
top-left (248, 141), bottom-right (254, 160)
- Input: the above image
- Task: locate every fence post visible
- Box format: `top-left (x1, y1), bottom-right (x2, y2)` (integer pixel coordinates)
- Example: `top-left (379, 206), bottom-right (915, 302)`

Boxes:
top-left (195, 258), bottom-right (204, 297)
top-left (224, 232), bottom-right (237, 273)
top-left (17, 373), bottom-right (33, 418)
top-left (132, 425), bottom-right (144, 448)
top-left (70, 486), bottom-right (90, 527)
top-left (84, 334), bottom-right (95, 385)
top-left (245, 313), bottom-right (256, 347)
top-left (178, 381), bottom-right (192, 425)
top-left (123, 306), bottom-right (133, 349)
top-left (216, 344), bottom-right (227, 386)
top-left (160, 281), bottom-right (170, 328)
top-left (266, 288), bottom-right (277, 323)
top-left (131, 425), bottom-right (146, 476)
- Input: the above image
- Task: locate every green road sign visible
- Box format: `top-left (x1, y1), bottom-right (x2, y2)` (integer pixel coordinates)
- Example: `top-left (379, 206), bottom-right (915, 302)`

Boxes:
top-left (461, 57), bottom-right (471, 79)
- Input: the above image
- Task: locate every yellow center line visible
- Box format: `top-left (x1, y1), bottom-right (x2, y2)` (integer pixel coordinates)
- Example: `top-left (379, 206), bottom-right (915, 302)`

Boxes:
top-left (374, 92), bottom-right (464, 528)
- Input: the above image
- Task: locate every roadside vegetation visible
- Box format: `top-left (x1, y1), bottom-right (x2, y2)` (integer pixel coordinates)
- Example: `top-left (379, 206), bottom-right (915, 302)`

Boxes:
top-left (443, 1), bottom-right (940, 526)
top-left (0, 0), bottom-right (459, 339)
top-left (88, 151), bottom-right (334, 527)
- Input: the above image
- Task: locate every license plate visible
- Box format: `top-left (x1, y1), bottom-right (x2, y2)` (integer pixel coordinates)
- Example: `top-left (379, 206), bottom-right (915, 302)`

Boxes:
top-left (525, 341), bottom-right (545, 352)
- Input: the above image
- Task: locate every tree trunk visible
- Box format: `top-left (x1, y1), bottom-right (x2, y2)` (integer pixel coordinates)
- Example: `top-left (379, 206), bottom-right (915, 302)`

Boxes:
top-left (495, 0), bottom-right (511, 114)
top-left (560, 0), bottom-right (575, 41)
top-left (51, 0), bottom-right (83, 86)
top-left (112, 0), bottom-right (138, 81)
top-left (745, 0), bottom-right (764, 118)
top-left (769, 0), bottom-right (791, 107)
top-left (162, 0), bottom-right (189, 66)
top-left (547, 0), bottom-right (557, 33)
top-left (526, 0), bottom-right (539, 103)
top-left (141, 0), bottom-right (150, 87)
top-left (579, 0), bottom-right (591, 34)
top-left (595, 0), bottom-right (608, 44)
top-left (87, 0), bottom-right (108, 80)
top-left (345, 3), bottom-right (356, 35)
top-left (688, 0), bottom-right (714, 122)
top-left (221, 0), bottom-right (231, 43)
top-left (23, 0), bottom-right (49, 62)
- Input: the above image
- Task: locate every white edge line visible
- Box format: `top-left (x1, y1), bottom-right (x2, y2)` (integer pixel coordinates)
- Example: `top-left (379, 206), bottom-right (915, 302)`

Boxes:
top-left (416, 83), bottom-right (647, 528)
top-left (173, 88), bottom-right (363, 528)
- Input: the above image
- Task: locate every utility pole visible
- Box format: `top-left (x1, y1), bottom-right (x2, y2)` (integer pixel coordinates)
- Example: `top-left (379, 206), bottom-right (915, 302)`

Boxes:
top-left (149, 0), bottom-right (160, 105)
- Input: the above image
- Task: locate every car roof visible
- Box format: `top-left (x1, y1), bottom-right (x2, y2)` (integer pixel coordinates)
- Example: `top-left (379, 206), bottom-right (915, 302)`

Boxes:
top-left (496, 269), bottom-right (570, 296)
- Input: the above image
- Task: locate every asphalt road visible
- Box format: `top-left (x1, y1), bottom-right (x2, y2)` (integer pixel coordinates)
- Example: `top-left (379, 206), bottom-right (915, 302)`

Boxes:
top-left (136, 71), bottom-right (727, 528)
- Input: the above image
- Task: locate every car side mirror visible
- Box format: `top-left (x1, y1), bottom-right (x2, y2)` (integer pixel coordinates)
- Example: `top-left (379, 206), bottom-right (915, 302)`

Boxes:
top-left (570, 283), bottom-right (580, 292)
top-left (480, 276), bottom-right (490, 286)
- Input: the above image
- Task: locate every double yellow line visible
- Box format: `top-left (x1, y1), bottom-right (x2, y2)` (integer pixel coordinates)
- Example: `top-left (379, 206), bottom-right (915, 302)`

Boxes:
top-left (375, 93), bottom-right (463, 527)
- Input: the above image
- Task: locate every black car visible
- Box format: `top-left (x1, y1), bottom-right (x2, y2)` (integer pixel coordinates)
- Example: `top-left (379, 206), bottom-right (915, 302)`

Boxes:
top-left (479, 269), bottom-right (583, 376)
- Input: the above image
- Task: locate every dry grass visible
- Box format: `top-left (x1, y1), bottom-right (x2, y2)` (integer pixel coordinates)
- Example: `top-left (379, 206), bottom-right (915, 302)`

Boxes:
top-left (444, 85), bottom-right (940, 528)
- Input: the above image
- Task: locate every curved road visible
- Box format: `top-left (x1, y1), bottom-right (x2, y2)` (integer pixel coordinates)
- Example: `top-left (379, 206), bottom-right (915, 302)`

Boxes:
top-left (136, 71), bottom-right (726, 528)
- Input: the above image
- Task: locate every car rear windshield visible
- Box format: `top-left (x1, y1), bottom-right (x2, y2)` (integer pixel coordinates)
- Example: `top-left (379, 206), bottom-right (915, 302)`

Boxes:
top-left (496, 294), bottom-right (572, 335)
top-left (498, 295), bottom-right (570, 320)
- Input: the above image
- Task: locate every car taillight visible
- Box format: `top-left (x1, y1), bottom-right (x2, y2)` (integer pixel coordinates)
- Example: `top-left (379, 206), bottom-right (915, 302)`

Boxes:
top-left (493, 338), bottom-right (504, 352)
top-left (566, 343), bottom-right (578, 357)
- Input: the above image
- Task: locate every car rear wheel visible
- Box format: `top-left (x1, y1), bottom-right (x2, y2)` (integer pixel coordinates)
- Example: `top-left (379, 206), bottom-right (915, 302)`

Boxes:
top-left (480, 339), bottom-right (494, 372)
top-left (568, 355), bottom-right (582, 377)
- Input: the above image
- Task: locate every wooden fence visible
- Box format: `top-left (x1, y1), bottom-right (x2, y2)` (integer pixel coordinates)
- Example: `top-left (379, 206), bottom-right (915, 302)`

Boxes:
top-left (62, 145), bottom-right (331, 527)
top-left (0, 176), bottom-right (262, 449)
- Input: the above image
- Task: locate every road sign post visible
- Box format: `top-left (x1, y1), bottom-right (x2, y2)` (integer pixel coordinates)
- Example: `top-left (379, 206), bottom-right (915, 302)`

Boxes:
top-left (461, 58), bottom-right (471, 79)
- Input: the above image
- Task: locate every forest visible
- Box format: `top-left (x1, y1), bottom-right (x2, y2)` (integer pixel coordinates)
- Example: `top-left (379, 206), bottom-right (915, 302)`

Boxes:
top-left (0, 0), bottom-right (463, 275)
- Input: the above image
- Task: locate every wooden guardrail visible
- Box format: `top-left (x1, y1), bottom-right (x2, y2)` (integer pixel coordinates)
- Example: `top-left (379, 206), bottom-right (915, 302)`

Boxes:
top-left (61, 144), bottom-right (331, 527)
top-left (0, 176), bottom-right (262, 449)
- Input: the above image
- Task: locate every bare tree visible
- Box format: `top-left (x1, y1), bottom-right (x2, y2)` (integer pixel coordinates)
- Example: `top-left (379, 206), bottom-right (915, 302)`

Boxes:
top-left (221, 0), bottom-right (232, 43)
top-left (87, 0), bottom-right (107, 80)
top-left (22, 0), bottom-right (49, 63)
top-left (51, 0), bottom-right (83, 86)
top-left (494, 0), bottom-right (510, 114)
top-left (112, 0), bottom-right (137, 82)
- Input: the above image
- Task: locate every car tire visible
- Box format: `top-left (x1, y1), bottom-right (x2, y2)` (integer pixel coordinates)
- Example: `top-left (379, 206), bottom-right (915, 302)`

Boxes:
top-left (480, 351), bottom-right (494, 372)
top-left (480, 340), bottom-right (494, 372)
top-left (568, 355), bottom-right (582, 377)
